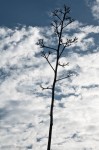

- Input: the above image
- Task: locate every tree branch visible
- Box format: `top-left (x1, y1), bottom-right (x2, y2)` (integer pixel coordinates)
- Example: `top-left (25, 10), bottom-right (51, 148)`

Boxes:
top-left (59, 37), bottom-right (78, 58)
top-left (41, 51), bottom-right (55, 72)
top-left (43, 45), bottom-right (57, 52)
top-left (63, 18), bottom-right (74, 29)
top-left (37, 39), bottom-right (57, 52)
top-left (52, 11), bottom-right (62, 21)
top-left (59, 45), bottom-right (66, 58)
top-left (58, 5), bottom-right (70, 15)
top-left (58, 61), bottom-right (69, 67)
top-left (40, 85), bottom-right (52, 90)
top-left (56, 74), bottom-right (72, 82)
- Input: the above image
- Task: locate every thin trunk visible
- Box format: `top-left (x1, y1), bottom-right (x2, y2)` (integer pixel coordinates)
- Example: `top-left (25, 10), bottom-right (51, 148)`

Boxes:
top-left (47, 52), bottom-right (59, 150)
top-left (47, 85), bottom-right (55, 150)
top-left (47, 11), bottom-right (66, 150)
top-left (47, 33), bottom-right (61, 150)
top-left (37, 5), bottom-right (76, 150)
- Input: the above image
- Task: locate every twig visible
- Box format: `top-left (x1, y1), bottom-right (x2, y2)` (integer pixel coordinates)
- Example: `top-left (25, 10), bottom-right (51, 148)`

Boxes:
top-left (56, 74), bottom-right (72, 82)
top-left (58, 61), bottom-right (69, 67)
top-left (41, 52), bottom-right (55, 72)
top-left (43, 45), bottom-right (57, 52)
top-left (59, 37), bottom-right (78, 58)
top-left (53, 12), bottom-right (62, 21)
top-left (40, 85), bottom-right (52, 90)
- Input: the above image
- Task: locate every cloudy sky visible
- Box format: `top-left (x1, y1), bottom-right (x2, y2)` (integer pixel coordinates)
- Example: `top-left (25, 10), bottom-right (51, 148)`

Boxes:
top-left (0, 0), bottom-right (99, 150)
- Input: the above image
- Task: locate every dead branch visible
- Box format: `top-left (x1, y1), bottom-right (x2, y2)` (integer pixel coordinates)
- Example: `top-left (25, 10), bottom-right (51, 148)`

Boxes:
top-left (58, 61), bottom-right (69, 67)
top-left (40, 85), bottom-right (52, 90)
top-left (56, 74), bottom-right (72, 82)
top-left (41, 51), bottom-right (55, 72)
top-left (59, 37), bottom-right (78, 58)
top-left (37, 39), bottom-right (57, 52)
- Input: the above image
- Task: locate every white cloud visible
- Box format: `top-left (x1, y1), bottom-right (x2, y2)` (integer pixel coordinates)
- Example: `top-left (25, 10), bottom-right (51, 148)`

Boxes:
top-left (91, 0), bottom-right (99, 20)
top-left (63, 23), bottom-right (99, 51)
top-left (86, 0), bottom-right (99, 21)
top-left (0, 24), bottom-right (99, 149)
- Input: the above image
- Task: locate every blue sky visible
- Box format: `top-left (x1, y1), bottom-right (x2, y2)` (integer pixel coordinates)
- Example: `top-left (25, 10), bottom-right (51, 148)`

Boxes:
top-left (0, 0), bottom-right (98, 27)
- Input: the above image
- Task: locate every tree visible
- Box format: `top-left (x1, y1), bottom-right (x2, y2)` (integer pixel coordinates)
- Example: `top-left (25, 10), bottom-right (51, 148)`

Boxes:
top-left (37, 4), bottom-right (77, 150)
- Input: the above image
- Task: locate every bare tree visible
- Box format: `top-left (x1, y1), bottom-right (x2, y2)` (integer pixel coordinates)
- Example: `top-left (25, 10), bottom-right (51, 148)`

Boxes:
top-left (37, 4), bottom-right (77, 150)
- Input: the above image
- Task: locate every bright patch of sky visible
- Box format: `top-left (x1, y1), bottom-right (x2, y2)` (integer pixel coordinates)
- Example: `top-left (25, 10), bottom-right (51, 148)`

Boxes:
top-left (0, 0), bottom-right (99, 150)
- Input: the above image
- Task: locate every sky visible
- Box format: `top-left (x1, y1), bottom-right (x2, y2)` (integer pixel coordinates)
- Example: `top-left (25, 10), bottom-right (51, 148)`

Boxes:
top-left (0, 0), bottom-right (99, 150)
top-left (0, 0), bottom-right (98, 27)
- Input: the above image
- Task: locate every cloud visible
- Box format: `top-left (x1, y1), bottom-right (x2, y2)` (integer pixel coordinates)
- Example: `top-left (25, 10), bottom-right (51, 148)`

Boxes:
top-left (0, 23), bottom-right (98, 107)
top-left (0, 24), bottom-right (99, 149)
top-left (86, 0), bottom-right (99, 21)
top-left (91, 0), bottom-right (99, 20)
top-left (62, 22), bottom-right (99, 52)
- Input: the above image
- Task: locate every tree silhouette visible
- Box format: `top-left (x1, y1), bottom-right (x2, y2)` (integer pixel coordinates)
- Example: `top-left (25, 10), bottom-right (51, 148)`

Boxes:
top-left (37, 4), bottom-right (77, 150)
